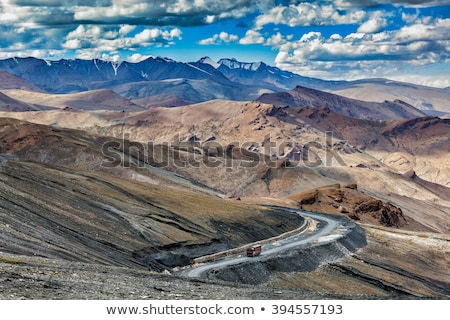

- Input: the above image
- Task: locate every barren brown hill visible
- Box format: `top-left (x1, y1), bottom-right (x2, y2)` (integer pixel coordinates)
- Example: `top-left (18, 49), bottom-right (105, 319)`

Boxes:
top-left (266, 225), bottom-right (450, 298)
top-left (294, 106), bottom-right (450, 153)
top-left (380, 116), bottom-right (450, 154)
top-left (0, 118), bottom-right (225, 196)
top-left (0, 100), bottom-right (448, 233)
top-left (257, 85), bottom-right (426, 120)
top-left (0, 91), bottom-right (52, 111)
top-left (0, 118), bottom-right (304, 270)
top-left (0, 71), bottom-right (42, 91)
top-left (0, 158), bottom-right (302, 271)
top-left (131, 94), bottom-right (191, 108)
top-left (2, 89), bottom-right (145, 111)
top-left (0, 113), bottom-right (449, 299)
top-left (282, 107), bottom-right (450, 187)
top-left (330, 80), bottom-right (450, 115)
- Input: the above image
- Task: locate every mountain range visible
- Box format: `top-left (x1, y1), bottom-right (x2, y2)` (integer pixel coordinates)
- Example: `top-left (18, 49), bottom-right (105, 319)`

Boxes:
top-left (0, 56), bottom-right (449, 117)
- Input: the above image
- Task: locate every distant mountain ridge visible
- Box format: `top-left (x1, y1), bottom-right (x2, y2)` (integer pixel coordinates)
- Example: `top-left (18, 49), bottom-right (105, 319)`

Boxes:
top-left (0, 56), bottom-right (448, 116)
top-left (0, 57), bottom-right (273, 105)
top-left (214, 57), bottom-right (335, 92)
top-left (257, 85), bottom-right (426, 120)
top-left (0, 57), bottom-right (231, 93)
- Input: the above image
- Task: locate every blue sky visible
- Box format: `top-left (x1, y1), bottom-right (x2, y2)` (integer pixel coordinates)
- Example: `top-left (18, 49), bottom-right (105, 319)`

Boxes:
top-left (0, 1), bottom-right (449, 87)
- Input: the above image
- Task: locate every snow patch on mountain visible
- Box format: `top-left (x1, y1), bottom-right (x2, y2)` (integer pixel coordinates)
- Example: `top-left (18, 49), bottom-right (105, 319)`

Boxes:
top-left (187, 63), bottom-right (212, 76)
top-left (198, 57), bottom-right (220, 69)
top-left (218, 58), bottom-right (262, 71)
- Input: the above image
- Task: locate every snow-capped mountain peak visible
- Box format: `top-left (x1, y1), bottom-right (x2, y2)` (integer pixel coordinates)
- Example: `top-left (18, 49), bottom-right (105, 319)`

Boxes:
top-left (197, 56), bottom-right (220, 69)
top-left (218, 58), bottom-right (263, 71)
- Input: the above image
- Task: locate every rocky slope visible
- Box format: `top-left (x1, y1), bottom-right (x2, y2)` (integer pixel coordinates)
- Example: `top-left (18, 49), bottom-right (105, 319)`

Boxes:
top-left (0, 83), bottom-right (448, 299)
top-left (1, 221), bottom-right (448, 299)
top-left (1, 101), bottom-right (448, 233)
top-left (257, 85), bottom-right (425, 120)
top-left (293, 107), bottom-right (450, 188)
top-left (287, 184), bottom-right (407, 228)
top-left (0, 156), bottom-right (303, 271)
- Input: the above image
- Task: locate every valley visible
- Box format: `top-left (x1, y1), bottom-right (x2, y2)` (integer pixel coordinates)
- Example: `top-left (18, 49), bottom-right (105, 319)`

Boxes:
top-left (0, 57), bottom-right (448, 299)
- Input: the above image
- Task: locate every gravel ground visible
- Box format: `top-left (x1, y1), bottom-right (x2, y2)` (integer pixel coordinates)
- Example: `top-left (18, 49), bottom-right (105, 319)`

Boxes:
top-left (0, 253), bottom-right (354, 300)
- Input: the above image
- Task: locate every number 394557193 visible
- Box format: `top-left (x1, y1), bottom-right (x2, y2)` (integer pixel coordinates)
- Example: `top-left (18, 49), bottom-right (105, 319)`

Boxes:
top-left (271, 304), bottom-right (343, 315)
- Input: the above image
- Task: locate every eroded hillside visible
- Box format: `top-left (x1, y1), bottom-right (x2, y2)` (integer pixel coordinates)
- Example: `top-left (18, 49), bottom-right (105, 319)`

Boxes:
top-left (0, 90), bottom-right (448, 299)
top-left (0, 157), bottom-right (303, 271)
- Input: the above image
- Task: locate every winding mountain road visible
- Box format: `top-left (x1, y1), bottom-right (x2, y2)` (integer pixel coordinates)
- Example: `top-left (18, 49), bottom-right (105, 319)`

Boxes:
top-left (183, 210), bottom-right (347, 279)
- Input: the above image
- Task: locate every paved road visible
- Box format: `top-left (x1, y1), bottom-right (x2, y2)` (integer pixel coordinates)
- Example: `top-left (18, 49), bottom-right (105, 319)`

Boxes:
top-left (183, 210), bottom-right (345, 278)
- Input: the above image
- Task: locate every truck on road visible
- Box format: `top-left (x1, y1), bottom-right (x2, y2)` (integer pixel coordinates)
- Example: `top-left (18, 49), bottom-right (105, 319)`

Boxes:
top-left (246, 245), bottom-right (262, 257)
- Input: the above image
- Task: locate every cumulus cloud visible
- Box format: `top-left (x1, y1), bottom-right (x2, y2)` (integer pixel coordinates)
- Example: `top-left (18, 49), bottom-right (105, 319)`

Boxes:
top-left (0, 49), bottom-right (65, 60)
top-left (127, 53), bottom-right (153, 63)
top-left (395, 18), bottom-right (450, 42)
top-left (357, 15), bottom-right (388, 33)
top-left (273, 16), bottom-right (450, 85)
top-left (0, 0), bottom-right (448, 87)
top-left (265, 32), bottom-right (293, 46)
top-left (254, 3), bottom-right (368, 29)
top-left (239, 30), bottom-right (265, 45)
top-left (61, 24), bottom-right (182, 57)
top-left (198, 32), bottom-right (239, 45)
top-left (0, 0), bottom-right (257, 57)
top-left (1, 0), bottom-right (258, 27)
top-left (336, 0), bottom-right (450, 8)
top-left (1, 0), bottom-right (446, 29)
top-left (0, 23), bottom-right (67, 53)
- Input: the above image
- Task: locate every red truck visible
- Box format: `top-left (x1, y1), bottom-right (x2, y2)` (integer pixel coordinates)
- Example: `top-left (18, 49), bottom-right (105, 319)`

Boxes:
top-left (246, 245), bottom-right (262, 257)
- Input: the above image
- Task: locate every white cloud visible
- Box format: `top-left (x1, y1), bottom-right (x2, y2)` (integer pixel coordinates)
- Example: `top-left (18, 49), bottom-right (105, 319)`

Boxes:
top-left (254, 3), bottom-right (368, 29)
top-left (198, 32), bottom-right (238, 45)
top-left (358, 17), bottom-right (388, 33)
top-left (61, 24), bottom-right (182, 57)
top-left (0, 0), bottom-right (260, 31)
top-left (135, 29), bottom-right (163, 42)
top-left (388, 72), bottom-right (450, 88)
top-left (65, 25), bottom-right (101, 41)
top-left (330, 34), bottom-right (343, 41)
top-left (119, 25), bottom-right (136, 36)
top-left (401, 10), bottom-right (420, 24)
top-left (73, 49), bottom-right (102, 61)
top-left (300, 31), bottom-right (322, 42)
top-left (198, 37), bottom-right (216, 45)
top-left (336, 0), bottom-right (450, 8)
top-left (219, 31), bottom-right (238, 43)
top-left (265, 32), bottom-right (292, 47)
top-left (396, 18), bottom-right (450, 42)
top-left (127, 53), bottom-right (153, 63)
top-left (100, 53), bottom-right (121, 62)
top-left (1, 0), bottom-right (447, 30)
top-left (70, 1), bottom-right (254, 26)
top-left (0, 49), bottom-right (64, 60)
top-left (239, 30), bottom-right (265, 45)
top-left (273, 17), bottom-right (450, 87)
top-left (63, 39), bottom-right (81, 50)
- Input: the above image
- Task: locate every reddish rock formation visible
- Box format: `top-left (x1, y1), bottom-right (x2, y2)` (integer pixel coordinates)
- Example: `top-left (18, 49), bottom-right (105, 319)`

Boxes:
top-left (287, 184), bottom-right (407, 228)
